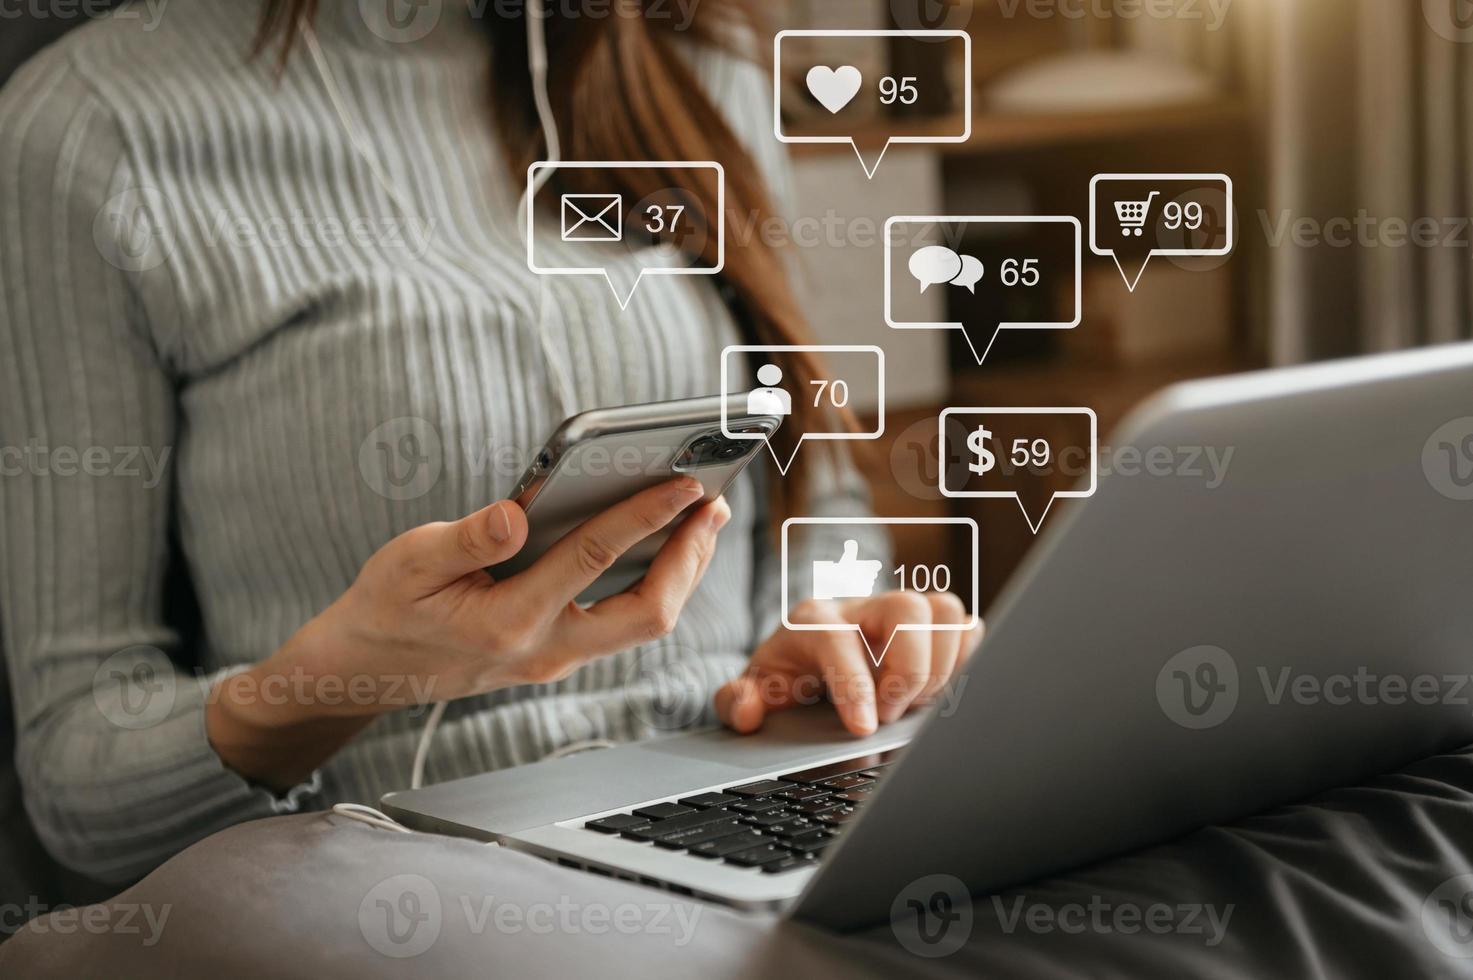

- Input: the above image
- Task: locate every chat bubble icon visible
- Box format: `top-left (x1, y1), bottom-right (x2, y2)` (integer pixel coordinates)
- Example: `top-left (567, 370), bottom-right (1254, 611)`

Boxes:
top-left (721, 345), bottom-right (885, 475)
top-left (938, 407), bottom-right (1098, 534)
top-left (1090, 173), bottom-right (1234, 292)
top-left (909, 246), bottom-right (986, 295)
top-left (774, 31), bottom-right (971, 180)
top-left (910, 245), bottom-right (962, 292)
top-left (527, 161), bottom-right (723, 310)
top-left (953, 254), bottom-right (985, 293)
top-left (781, 517), bottom-right (980, 667)
top-left (886, 216), bottom-right (1082, 366)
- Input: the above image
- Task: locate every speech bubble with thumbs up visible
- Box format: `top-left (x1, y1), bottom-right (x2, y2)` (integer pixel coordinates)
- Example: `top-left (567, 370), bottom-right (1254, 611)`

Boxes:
top-left (782, 518), bottom-right (980, 667)
top-left (811, 539), bottom-right (884, 601)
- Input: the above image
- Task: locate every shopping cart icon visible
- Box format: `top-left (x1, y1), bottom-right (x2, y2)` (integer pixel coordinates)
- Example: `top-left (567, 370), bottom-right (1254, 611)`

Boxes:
top-left (1113, 191), bottom-right (1160, 238)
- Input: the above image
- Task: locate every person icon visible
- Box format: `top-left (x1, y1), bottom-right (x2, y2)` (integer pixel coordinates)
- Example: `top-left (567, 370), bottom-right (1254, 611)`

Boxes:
top-left (747, 363), bottom-right (792, 417)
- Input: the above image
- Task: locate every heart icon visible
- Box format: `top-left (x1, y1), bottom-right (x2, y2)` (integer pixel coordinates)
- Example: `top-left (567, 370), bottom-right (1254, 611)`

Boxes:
top-left (805, 65), bottom-right (863, 115)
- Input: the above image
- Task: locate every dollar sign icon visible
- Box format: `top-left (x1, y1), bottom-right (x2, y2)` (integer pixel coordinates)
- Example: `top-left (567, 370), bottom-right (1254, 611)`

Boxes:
top-left (967, 426), bottom-right (995, 476)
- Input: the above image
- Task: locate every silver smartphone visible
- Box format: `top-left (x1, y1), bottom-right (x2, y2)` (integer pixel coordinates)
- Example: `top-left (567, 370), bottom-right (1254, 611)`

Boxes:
top-left (492, 394), bottom-right (782, 602)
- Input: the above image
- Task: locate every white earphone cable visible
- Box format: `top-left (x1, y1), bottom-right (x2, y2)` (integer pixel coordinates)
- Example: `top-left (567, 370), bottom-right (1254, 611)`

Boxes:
top-left (331, 802), bottom-right (413, 833)
top-left (298, 4), bottom-right (581, 799)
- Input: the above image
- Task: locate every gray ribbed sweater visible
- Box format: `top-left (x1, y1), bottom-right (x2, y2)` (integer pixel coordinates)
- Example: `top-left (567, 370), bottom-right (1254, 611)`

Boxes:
top-left (0, 1), bottom-right (879, 883)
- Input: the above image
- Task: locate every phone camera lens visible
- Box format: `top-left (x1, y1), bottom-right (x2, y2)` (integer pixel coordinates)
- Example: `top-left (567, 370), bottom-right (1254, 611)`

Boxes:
top-left (678, 430), bottom-right (757, 468)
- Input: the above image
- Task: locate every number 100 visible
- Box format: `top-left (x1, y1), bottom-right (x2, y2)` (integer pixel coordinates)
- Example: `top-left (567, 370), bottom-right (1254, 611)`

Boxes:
top-left (893, 564), bottom-right (951, 593)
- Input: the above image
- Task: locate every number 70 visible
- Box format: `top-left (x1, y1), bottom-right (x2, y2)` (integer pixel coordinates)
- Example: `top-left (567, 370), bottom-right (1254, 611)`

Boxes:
top-left (809, 380), bottom-right (850, 408)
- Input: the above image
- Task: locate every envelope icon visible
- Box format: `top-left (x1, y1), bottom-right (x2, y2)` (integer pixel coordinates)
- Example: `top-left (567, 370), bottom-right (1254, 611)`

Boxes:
top-left (560, 193), bottom-right (624, 243)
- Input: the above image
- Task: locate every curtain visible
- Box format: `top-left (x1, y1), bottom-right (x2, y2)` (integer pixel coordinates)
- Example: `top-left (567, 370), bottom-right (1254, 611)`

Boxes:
top-left (1124, 0), bottom-right (1473, 363)
top-left (1262, 0), bottom-right (1473, 361)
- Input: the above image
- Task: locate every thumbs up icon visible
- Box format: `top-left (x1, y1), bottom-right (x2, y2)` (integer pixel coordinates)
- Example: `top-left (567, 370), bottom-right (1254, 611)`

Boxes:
top-left (811, 539), bottom-right (884, 602)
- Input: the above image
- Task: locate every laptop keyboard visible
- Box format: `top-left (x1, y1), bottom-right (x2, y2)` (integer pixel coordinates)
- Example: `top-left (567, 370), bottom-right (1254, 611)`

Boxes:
top-left (582, 750), bottom-right (900, 875)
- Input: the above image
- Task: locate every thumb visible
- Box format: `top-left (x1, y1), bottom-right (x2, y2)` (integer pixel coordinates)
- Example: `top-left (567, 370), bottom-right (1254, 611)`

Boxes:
top-left (411, 500), bottom-right (529, 585)
top-left (839, 539), bottom-right (860, 563)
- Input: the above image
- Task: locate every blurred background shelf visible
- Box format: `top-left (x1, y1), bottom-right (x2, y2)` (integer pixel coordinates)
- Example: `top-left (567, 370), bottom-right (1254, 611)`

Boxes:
top-left (790, 99), bottom-right (1251, 158)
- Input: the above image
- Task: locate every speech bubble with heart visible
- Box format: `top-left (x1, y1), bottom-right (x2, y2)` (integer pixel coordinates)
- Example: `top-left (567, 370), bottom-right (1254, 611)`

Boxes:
top-left (805, 65), bottom-right (862, 115)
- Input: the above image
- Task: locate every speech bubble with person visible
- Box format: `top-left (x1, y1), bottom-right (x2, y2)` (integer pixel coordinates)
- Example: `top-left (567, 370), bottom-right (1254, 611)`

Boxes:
top-left (1090, 173), bottom-right (1235, 292)
top-left (773, 30), bottom-right (972, 180)
top-left (526, 161), bottom-right (723, 310)
top-left (938, 407), bottom-right (1099, 534)
top-left (782, 518), bottom-right (980, 667)
top-left (721, 345), bottom-right (885, 475)
top-left (886, 216), bottom-right (1082, 366)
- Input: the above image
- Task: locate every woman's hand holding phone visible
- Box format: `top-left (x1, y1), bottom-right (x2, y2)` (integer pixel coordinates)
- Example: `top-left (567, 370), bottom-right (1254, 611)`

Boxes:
top-left (206, 477), bottom-right (728, 790)
top-left (715, 594), bottom-right (984, 738)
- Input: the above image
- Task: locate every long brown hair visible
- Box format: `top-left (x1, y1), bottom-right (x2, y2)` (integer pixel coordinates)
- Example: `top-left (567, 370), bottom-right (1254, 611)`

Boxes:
top-left (256, 0), bottom-right (853, 517)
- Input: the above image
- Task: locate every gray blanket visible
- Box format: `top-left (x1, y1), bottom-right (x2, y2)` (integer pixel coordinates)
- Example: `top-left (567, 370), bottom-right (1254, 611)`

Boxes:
top-left (8, 746), bottom-right (1473, 979)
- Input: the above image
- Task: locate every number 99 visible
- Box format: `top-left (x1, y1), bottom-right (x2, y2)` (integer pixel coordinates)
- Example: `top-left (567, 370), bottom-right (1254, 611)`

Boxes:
top-left (1162, 201), bottom-right (1205, 232)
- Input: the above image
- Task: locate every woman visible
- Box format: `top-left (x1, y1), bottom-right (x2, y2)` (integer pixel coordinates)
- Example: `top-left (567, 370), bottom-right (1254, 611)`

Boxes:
top-left (0, 0), bottom-right (978, 884)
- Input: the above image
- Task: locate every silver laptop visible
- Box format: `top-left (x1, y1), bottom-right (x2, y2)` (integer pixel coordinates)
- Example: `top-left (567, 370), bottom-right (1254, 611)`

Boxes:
top-left (384, 343), bottom-right (1473, 931)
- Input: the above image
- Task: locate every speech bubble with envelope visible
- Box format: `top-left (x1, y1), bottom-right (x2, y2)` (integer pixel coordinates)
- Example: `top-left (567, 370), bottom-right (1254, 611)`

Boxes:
top-left (720, 345), bottom-right (885, 475)
top-left (773, 30), bottom-right (971, 180)
top-left (1090, 174), bottom-right (1234, 292)
top-left (527, 161), bottom-right (723, 310)
top-left (782, 518), bottom-right (980, 667)
top-left (560, 193), bottom-right (623, 242)
top-left (885, 216), bottom-right (1082, 366)
top-left (939, 407), bottom-right (1098, 534)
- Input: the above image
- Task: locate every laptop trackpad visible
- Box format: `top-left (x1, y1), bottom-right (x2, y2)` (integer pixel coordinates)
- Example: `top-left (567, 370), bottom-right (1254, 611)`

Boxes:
top-left (641, 707), bottom-right (922, 770)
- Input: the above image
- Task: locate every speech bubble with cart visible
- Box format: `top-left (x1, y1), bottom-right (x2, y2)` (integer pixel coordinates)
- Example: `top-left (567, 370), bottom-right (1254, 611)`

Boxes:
top-left (1090, 173), bottom-right (1235, 292)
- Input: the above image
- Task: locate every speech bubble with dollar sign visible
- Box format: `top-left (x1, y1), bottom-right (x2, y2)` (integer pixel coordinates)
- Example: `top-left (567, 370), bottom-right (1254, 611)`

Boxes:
top-left (938, 407), bottom-right (1098, 534)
